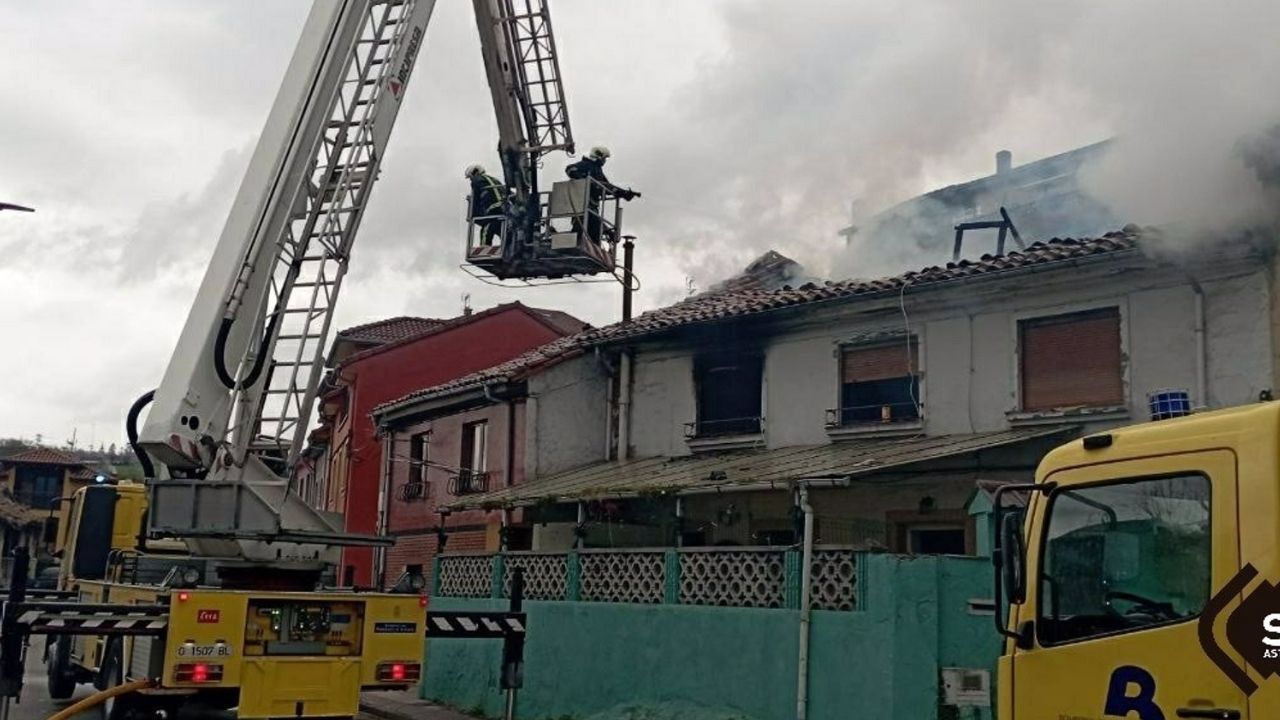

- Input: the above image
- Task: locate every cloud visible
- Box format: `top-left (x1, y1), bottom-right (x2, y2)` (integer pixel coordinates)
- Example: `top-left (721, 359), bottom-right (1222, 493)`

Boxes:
top-left (3, 0), bottom-right (1278, 443)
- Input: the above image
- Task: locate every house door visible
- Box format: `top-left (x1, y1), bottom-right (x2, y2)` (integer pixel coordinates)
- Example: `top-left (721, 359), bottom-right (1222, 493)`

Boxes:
top-left (1011, 450), bottom-right (1246, 719)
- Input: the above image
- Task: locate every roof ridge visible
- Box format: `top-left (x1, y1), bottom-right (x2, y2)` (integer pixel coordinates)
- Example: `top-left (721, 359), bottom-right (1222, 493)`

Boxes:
top-left (336, 315), bottom-right (443, 338)
top-left (1, 447), bottom-right (84, 465)
top-left (338, 302), bottom-right (554, 368)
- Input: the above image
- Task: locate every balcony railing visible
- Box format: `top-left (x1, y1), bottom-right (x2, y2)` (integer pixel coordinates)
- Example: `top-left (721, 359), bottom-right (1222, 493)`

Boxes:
top-left (396, 480), bottom-right (426, 502)
top-left (825, 401), bottom-right (921, 428)
top-left (684, 416), bottom-right (764, 439)
top-left (448, 469), bottom-right (490, 496)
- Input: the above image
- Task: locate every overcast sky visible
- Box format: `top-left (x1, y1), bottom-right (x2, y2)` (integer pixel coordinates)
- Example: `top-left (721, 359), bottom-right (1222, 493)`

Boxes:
top-left (2, 0), bottom-right (1277, 447)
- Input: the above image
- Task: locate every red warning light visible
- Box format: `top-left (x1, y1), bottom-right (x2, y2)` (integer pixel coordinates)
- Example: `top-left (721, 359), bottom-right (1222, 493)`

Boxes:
top-left (192, 664), bottom-right (209, 683)
top-left (391, 663), bottom-right (406, 682)
top-left (418, 595), bottom-right (428, 608)
top-left (177, 591), bottom-right (191, 602)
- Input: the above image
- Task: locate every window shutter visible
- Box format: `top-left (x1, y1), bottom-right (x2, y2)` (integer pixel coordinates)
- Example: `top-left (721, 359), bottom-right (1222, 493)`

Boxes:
top-left (1020, 308), bottom-right (1122, 411)
top-left (842, 340), bottom-right (918, 383)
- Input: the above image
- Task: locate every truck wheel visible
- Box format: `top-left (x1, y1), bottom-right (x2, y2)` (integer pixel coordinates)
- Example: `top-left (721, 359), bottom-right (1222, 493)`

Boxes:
top-left (46, 638), bottom-right (76, 700)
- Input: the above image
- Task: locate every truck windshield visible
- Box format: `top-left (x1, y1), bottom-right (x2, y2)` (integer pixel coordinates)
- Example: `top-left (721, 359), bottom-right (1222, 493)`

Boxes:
top-left (1037, 473), bottom-right (1211, 645)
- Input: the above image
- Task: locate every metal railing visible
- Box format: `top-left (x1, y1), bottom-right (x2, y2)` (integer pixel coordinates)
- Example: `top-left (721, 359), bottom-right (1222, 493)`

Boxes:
top-left (825, 401), bottom-right (922, 428)
top-left (684, 416), bottom-right (764, 439)
top-left (448, 469), bottom-right (490, 496)
top-left (464, 176), bottom-right (622, 278)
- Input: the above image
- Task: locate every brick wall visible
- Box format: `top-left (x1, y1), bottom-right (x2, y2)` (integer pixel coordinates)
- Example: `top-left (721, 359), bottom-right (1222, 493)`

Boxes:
top-left (384, 529), bottom-right (488, 586)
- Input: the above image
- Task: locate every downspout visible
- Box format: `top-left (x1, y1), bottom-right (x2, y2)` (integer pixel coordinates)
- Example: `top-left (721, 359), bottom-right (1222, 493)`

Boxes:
top-left (795, 483), bottom-right (815, 720)
top-left (618, 350), bottom-right (633, 461)
top-left (1189, 277), bottom-right (1208, 408)
top-left (374, 429), bottom-right (392, 588)
top-left (604, 357), bottom-right (615, 461)
top-left (506, 397), bottom-right (517, 489)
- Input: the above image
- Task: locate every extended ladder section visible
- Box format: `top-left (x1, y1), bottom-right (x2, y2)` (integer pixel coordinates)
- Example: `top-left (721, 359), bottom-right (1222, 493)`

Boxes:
top-left (500, 0), bottom-right (574, 156)
top-left (246, 0), bottom-right (427, 467)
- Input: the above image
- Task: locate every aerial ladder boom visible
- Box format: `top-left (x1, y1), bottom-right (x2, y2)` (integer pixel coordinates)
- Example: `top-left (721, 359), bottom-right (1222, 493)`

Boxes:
top-left (473, 0), bottom-right (574, 200)
top-left (136, 0), bottom-right (437, 569)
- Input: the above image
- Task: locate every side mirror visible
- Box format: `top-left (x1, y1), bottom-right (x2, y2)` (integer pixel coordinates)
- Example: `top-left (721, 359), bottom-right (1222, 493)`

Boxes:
top-left (991, 482), bottom-right (1052, 646)
top-left (1000, 512), bottom-right (1027, 604)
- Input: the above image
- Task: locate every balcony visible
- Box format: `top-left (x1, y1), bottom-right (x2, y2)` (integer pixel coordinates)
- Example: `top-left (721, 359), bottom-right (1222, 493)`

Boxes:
top-left (396, 480), bottom-right (426, 502)
top-left (684, 417), bottom-right (765, 452)
top-left (825, 403), bottom-right (923, 440)
top-left (448, 469), bottom-right (490, 496)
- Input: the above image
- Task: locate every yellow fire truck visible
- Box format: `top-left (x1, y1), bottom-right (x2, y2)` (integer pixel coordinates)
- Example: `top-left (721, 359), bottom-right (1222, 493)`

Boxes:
top-left (994, 400), bottom-right (1280, 719)
top-left (32, 481), bottom-right (426, 720)
top-left (0, 0), bottom-right (570, 716)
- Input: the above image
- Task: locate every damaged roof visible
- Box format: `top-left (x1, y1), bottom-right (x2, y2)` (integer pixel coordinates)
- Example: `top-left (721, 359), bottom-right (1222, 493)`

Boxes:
top-left (591, 228), bottom-right (1142, 346)
top-left (374, 228), bottom-right (1146, 417)
top-left (443, 427), bottom-right (1076, 510)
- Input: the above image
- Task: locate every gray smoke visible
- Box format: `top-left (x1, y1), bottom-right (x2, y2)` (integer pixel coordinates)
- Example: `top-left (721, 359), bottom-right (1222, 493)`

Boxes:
top-left (622, 0), bottom-right (1280, 285)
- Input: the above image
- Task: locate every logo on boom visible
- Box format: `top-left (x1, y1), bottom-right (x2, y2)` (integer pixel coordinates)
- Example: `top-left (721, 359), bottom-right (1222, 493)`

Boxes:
top-left (388, 25), bottom-right (424, 100)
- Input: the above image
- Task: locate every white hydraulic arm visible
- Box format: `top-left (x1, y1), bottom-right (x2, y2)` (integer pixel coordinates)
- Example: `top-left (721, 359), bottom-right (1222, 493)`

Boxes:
top-left (135, 0), bottom-right (437, 564)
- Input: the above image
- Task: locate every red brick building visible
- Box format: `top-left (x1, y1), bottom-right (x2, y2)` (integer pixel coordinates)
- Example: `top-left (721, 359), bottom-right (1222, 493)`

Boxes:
top-left (315, 304), bottom-right (585, 585)
top-left (371, 336), bottom-right (580, 585)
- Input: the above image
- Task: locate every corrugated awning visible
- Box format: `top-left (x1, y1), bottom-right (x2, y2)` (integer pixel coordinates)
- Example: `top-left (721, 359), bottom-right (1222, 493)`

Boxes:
top-left (444, 426), bottom-right (1076, 510)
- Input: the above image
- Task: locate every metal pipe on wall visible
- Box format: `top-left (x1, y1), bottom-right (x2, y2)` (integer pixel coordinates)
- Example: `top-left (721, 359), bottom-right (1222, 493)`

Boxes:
top-left (373, 430), bottom-right (392, 587)
top-left (618, 351), bottom-right (633, 461)
top-left (795, 484), bottom-right (815, 720)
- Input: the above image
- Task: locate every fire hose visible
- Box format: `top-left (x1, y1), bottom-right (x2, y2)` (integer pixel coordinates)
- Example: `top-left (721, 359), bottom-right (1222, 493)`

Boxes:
top-left (45, 679), bottom-right (153, 720)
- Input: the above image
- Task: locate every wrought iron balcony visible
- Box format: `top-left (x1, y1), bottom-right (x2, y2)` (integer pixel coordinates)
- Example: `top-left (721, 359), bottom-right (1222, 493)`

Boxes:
top-left (448, 469), bottom-right (490, 496)
top-left (396, 480), bottom-right (426, 502)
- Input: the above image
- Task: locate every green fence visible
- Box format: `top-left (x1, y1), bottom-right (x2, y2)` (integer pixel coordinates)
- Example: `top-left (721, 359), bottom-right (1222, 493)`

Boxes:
top-left (424, 553), bottom-right (998, 720)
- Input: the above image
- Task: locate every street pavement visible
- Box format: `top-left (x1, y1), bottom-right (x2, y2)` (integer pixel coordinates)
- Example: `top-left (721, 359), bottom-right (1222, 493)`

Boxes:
top-left (7, 640), bottom-right (100, 720)
top-left (3, 646), bottom-right (464, 720)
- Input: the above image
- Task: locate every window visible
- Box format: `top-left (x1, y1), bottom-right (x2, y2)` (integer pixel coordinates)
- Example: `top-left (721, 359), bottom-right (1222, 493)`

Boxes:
top-left (461, 421), bottom-right (488, 472)
top-left (887, 509), bottom-right (971, 555)
top-left (693, 354), bottom-right (764, 436)
top-left (840, 339), bottom-right (919, 425)
top-left (453, 421), bottom-right (489, 495)
top-left (908, 527), bottom-right (965, 554)
top-left (1019, 307), bottom-right (1122, 412)
top-left (15, 467), bottom-right (62, 508)
top-left (1037, 474), bottom-right (1211, 646)
top-left (409, 432), bottom-right (430, 486)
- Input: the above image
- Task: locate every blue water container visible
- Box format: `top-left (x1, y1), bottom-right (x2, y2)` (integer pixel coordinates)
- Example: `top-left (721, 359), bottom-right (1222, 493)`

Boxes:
top-left (1148, 389), bottom-right (1192, 421)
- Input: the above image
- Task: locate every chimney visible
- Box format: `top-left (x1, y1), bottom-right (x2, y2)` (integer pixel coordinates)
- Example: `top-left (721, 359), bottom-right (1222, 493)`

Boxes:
top-left (996, 150), bottom-right (1013, 175)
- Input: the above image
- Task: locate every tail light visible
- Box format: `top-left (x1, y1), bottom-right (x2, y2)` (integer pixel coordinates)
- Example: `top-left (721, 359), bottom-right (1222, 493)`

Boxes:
top-left (377, 661), bottom-right (421, 683)
top-left (174, 663), bottom-right (224, 684)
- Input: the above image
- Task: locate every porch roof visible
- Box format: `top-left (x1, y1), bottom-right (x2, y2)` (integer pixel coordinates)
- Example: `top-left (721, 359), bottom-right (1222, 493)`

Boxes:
top-left (443, 426), bottom-right (1076, 510)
